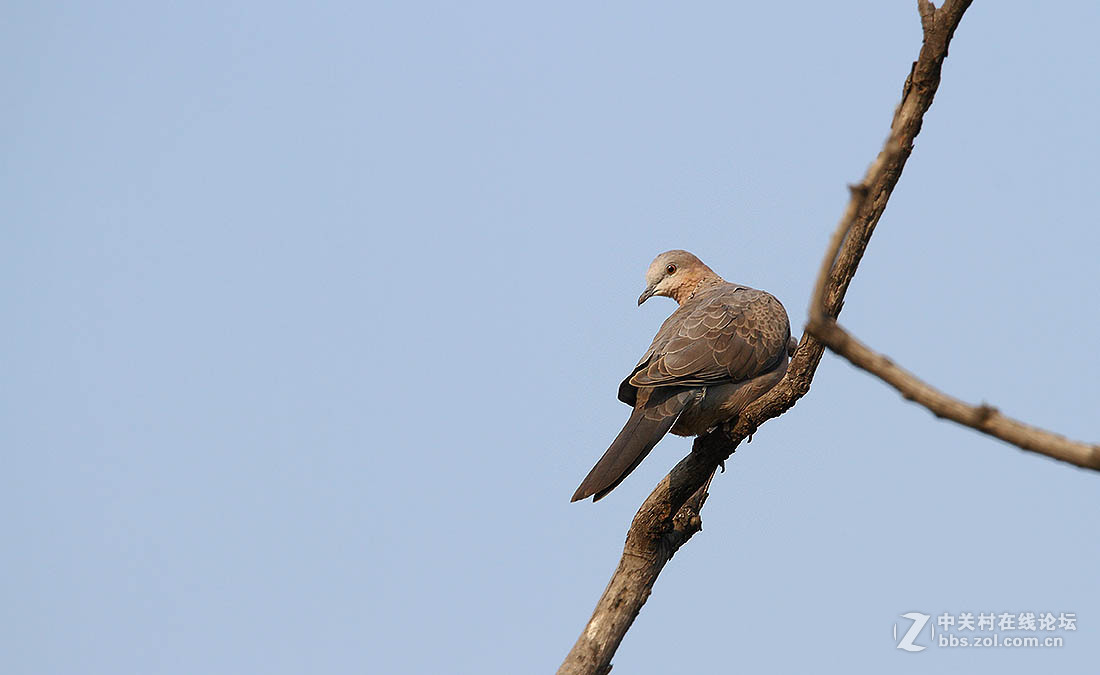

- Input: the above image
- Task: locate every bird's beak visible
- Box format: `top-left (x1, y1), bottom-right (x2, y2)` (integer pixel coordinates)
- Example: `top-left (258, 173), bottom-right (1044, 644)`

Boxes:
top-left (638, 285), bottom-right (656, 305)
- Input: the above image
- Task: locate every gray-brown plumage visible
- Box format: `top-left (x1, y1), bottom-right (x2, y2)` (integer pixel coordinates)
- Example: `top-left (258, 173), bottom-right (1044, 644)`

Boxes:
top-left (571, 250), bottom-right (792, 502)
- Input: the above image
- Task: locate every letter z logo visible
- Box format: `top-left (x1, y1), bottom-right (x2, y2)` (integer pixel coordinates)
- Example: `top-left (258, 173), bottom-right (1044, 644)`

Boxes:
top-left (894, 612), bottom-right (933, 652)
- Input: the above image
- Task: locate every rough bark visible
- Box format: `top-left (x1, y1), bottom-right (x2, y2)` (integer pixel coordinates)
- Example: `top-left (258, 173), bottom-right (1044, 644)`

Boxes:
top-left (559, 2), bottom-right (975, 673)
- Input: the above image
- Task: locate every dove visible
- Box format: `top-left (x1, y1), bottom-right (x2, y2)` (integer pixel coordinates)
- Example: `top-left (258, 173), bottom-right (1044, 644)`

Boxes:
top-left (572, 250), bottom-right (793, 502)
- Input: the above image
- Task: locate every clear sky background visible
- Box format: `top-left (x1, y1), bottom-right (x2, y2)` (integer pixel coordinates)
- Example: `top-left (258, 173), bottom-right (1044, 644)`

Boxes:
top-left (4, 1), bottom-right (1098, 673)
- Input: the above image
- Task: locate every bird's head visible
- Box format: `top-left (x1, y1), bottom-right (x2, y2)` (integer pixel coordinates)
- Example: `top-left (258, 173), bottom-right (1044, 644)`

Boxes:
top-left (638, 250), bottom-right (720, 306)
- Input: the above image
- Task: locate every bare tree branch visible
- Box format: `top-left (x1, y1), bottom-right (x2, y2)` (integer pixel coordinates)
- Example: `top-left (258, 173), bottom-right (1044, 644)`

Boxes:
top-left (801, 2), bottom-right (1100, 472)
top-left (559, 2), bottom-right (974, 673)
top-left (805, 318), bottom-right (1100, 470)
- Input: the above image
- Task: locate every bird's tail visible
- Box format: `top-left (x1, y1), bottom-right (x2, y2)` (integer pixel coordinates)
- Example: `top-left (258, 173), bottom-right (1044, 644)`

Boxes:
top-left (571, 389), bottom-right (691, 502)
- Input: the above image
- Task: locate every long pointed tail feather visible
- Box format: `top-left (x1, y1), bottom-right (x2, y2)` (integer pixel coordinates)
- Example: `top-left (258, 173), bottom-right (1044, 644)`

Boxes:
top-left (571, 389), bottom-right (690, 502)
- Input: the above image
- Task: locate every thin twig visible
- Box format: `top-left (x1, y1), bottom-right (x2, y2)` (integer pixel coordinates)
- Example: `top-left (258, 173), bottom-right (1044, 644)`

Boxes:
top-left (806, 315), bottom-right (1100, 470)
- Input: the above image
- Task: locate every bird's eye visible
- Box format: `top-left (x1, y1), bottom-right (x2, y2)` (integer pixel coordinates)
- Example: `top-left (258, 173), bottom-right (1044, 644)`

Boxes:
top-left (666, 264), bottom-right (677, 275)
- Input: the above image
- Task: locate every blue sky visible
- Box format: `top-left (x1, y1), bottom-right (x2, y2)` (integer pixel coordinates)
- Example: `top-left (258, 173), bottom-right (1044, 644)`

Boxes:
top-left (4, 1), bottom-right (1098, 673)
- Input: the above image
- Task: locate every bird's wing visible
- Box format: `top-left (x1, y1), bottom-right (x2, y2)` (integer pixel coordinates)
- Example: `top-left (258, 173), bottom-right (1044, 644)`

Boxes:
top-left (624, 286), bottom-right (790, 392)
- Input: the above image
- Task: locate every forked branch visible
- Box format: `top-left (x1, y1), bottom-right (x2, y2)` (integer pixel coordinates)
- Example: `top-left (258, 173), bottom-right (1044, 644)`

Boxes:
top-left (804, 318), bottom-right (1100, 470)
top-left (559, 2), bottom-right (976, 673)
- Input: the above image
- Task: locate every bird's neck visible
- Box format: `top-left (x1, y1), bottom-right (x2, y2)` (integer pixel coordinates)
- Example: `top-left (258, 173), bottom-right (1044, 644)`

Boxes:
top-left (673, 274), bottom-right (724, 305)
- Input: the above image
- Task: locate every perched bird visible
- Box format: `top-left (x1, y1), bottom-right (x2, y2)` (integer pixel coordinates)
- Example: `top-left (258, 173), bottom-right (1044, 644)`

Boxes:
top-left (571, 250), bottom-right (793, 502)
